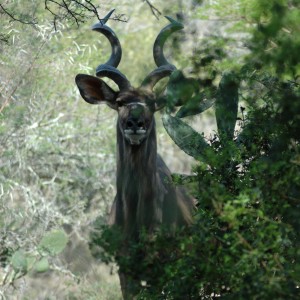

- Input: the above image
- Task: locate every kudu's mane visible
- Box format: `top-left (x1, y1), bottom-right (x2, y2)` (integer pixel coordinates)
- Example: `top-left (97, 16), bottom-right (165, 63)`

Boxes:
top-left (116, 120), bottom-right (158, 236)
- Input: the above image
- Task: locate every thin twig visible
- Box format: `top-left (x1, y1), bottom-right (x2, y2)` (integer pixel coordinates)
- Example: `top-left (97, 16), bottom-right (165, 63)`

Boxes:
top-left (73, 0), bottom-right (100, 21)
top-left (144, 0), bottom-right (162, 20)
top-left (0, 4), bottom-right (37, 25)
top-left (0, 34), bottom-right (9, 44)
top-left (0, 39), bottom-right (48, 114)
top-left (44, 0), bottom-right (101, 26)
top-left (112, 14), bottom-right (128, 23)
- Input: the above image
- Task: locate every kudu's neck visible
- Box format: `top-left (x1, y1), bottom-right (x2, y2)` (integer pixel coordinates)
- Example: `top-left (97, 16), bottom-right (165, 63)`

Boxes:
top-left (116, 119), bottom-right (159, 237)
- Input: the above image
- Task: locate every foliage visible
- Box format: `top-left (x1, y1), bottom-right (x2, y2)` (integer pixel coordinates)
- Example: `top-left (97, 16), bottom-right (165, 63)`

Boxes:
top-left (146, 0), bottom-right (300, 297)
top-left (0, 1), bottom-right (119, 298)
top-left (6, 230), bottom-right (68, 286)
top-left (38, 230), bottom-right (69, 256)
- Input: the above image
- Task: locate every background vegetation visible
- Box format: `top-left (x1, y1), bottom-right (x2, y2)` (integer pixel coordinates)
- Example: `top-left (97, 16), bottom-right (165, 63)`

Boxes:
top-left (1, 0), bottom-right (299, 299)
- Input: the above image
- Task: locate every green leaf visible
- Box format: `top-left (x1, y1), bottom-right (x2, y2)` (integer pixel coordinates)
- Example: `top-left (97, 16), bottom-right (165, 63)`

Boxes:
top-left (11, 250), bottom-right (28, 273)
top-left (215, 71), bottom-right (239, 142)
top-left (166, 70), bottom-right (198, 107)
top-left (38, 230), bottom-right (68, 256)
top-left (34, 257), bottom-right (49, 273)
top-left (162, 114), bottom-right (215, 164)
top-left (176, 96), bottom-right (216, 118)
top-left (26, 255), bottom-right (36, 269)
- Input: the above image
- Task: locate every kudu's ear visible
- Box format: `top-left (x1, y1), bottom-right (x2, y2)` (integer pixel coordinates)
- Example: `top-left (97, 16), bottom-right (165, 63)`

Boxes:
top-left (75, 74), bottom-right (118, 110)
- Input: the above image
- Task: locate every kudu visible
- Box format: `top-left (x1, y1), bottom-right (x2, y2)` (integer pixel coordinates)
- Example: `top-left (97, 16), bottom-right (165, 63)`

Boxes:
top-left (75, 10), bottom-right (194, 299)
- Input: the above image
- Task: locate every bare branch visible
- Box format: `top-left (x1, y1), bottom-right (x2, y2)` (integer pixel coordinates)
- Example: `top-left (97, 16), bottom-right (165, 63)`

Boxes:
top-left (44, 0), bottom-right (59, 30)
top-left (1, 1), bottom-right (128, 33)
top-left (0, 33), bottom-right (9, 44)
top-left (0, 4), bottom-right (37, 25)
top-left (112, 13), bottom-right (129, 23)
top-left (144, 0), bottom-right (162, 20)
top-left (73, 0), bottom-right (101, 21)
top-left (0, 39), bottom-right (47, 114)
top-left (1, 1), bottom-right (128, 32)
top-left (44, 0), bottom-right (101, 27)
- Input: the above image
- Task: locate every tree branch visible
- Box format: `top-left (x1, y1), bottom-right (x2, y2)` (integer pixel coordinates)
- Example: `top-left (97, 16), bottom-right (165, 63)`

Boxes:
top-left (0, 39), bottom-right (47, 114)
top-left (1, 1), bottom-right (128, 32)
top-left (144, 0), bottom-right (162, 20)
top-left (0, 33), bottom-right (9, 44)
top-left (44, 0), bottom-right (101, 26)
top-left (0, 4), bottom-right (37, 25)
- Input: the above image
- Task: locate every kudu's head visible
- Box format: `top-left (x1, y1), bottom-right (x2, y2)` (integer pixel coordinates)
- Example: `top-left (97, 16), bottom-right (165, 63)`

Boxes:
top-left (75, 10), bottom-right (183, 146)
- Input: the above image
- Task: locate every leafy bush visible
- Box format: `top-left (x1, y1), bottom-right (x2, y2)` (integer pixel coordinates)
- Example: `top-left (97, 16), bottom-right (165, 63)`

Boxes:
top-left (91, 1), bottom-right (300, 299)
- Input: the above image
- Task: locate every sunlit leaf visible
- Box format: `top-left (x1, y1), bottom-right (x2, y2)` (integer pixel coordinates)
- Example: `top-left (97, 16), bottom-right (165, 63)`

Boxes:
top-left (38, 230), bottom-right (68, 256)
top-left (176, 96), bottom-right (216, 118)
top-left (11, 250), bottom-right (28, 273)
top-left (162, 114), bottom-right (215, 164)
top-left (34, 257), bottom-right (50, 273)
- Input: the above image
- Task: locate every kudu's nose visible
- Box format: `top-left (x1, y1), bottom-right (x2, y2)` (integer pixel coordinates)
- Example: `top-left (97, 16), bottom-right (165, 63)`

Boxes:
top-left (126, 118), bottom-right (145, 131)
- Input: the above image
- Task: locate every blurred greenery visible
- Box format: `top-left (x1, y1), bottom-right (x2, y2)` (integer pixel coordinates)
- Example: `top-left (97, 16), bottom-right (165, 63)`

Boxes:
top-left (1, 0), bottom-right (300, 299)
